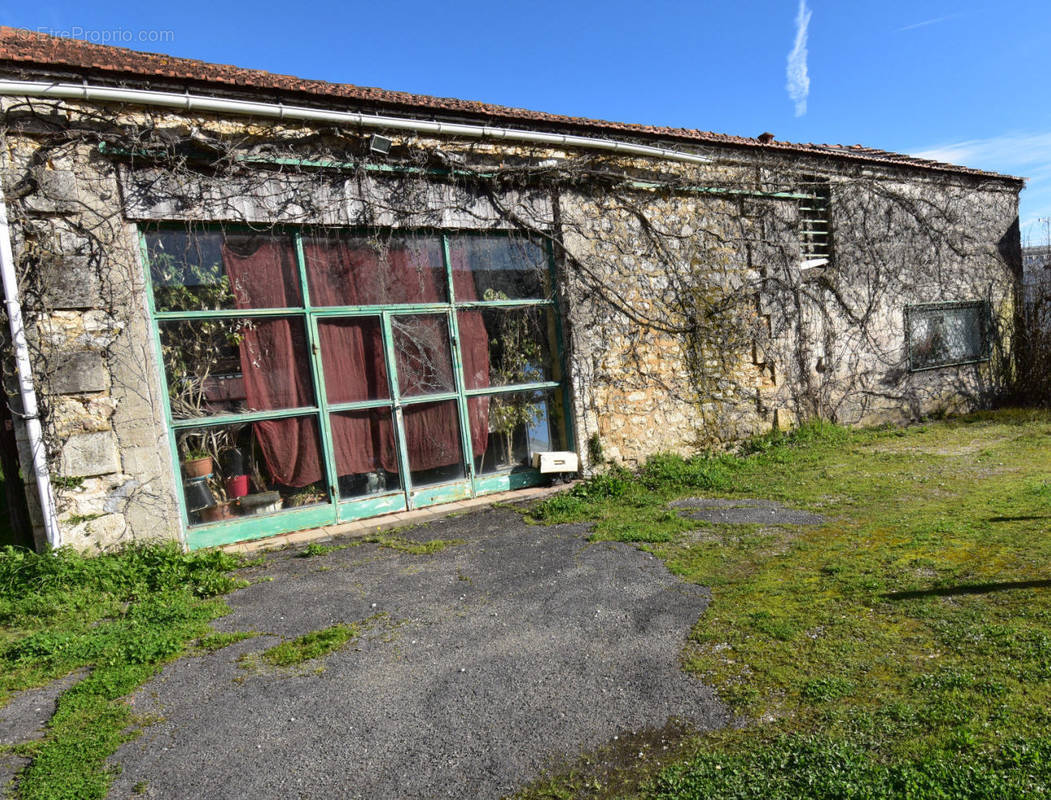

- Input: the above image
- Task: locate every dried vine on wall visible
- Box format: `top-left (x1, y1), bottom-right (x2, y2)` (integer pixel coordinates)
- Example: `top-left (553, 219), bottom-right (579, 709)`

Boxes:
top-left (0, 96), bottom-right (1024, 544)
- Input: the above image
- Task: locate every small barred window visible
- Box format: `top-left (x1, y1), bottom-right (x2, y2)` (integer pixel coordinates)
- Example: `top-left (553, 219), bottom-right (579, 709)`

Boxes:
top-left (906, 301), bottom-right (990, 371)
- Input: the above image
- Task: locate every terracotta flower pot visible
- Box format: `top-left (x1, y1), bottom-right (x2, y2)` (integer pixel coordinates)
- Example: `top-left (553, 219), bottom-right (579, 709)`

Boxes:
top-left (200, 501), bottom-right (236, 523)
top-left (183, 456), bottom-right (213, 479)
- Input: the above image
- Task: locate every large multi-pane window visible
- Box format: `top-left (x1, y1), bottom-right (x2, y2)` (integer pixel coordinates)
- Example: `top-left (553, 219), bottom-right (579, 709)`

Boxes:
top-left (142, 227), bottom-right (569, 546)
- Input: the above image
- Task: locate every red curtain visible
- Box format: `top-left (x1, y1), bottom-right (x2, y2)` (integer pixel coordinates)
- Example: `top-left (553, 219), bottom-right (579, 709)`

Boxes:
top-left (222, 235), bottom-right (490, 488)
top-left (222, 237), bottom-right (320, 487)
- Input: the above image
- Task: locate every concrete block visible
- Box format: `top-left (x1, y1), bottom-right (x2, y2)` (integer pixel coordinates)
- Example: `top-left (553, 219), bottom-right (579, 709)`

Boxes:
top-left (48, 351), bottom-right (108, 394)
top-left (22, 170), bottom-right (79, 214)
top-left (39, 254), bottom-right (101, 309)
top-left (774, 407), bottom-right (797, 431)
top-left (59, 432), bottom-right (119, 477)
top-left (120, 446), bottom-right (164, 477)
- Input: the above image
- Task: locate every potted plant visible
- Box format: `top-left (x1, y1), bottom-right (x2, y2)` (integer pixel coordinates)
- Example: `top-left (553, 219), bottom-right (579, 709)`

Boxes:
top-left (182, 448), bottom-right (214, 479)
top-left (220, 443), bottom-right (249, 498)
top-left (487, 303), bottom-right (545, 468)
top-left (488, 394), bottom-right (542, 468)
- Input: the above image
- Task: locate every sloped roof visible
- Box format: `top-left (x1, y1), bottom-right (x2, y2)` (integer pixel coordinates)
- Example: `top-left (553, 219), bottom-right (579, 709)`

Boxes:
top-left (0, 27), bottom-right (1023, 184)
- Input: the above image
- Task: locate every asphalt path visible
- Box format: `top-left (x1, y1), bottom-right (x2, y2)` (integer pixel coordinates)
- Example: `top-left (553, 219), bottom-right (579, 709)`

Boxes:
top-left (107, 507), bottom-right (729, 799)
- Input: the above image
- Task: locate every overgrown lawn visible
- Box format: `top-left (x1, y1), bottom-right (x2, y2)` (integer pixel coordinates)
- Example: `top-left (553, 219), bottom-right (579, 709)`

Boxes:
top-left (519, 409), bottom-right (1051, 799)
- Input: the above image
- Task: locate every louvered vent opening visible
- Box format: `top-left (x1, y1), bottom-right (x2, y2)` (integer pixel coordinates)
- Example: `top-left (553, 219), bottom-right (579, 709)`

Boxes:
top-left (798, 178), bottom-right (832, 268)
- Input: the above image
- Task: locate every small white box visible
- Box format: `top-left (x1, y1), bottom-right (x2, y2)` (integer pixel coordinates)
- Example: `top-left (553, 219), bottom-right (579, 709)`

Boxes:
top-left (531, 451), bottom-right (579, 474)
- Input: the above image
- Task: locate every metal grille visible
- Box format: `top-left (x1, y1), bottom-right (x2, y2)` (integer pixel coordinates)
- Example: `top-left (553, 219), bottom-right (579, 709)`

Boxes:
top-left (906, 301), bottom-right (990, 371)
top-left (798, 179), bottom-right (832, 266)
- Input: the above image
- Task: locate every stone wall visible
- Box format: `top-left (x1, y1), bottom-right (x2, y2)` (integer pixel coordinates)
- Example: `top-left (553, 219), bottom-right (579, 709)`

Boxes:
top-left (561, 159), bottom-right (1020, 469)
top-left (1, 119), bottom-right (181, 551)
top-left (0, 98), bottom-right (1022, 549)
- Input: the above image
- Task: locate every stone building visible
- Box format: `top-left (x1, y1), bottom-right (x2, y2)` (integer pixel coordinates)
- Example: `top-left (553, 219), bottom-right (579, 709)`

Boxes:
top-left (0, 29), bottom-right (1023, 552)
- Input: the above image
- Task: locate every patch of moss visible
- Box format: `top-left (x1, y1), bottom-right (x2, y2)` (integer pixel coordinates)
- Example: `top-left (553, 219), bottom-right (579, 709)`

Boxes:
top-left (296, 542), bottom-right (347, 558)
top-left (258, 623), bottom-right (359, 668)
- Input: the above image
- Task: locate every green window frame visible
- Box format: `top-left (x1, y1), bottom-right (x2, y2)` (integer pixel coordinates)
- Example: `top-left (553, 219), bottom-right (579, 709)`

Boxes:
top-left (139, 225), bottom-right (574, 549)
top-left (905, 300), bottom-right (991, 372)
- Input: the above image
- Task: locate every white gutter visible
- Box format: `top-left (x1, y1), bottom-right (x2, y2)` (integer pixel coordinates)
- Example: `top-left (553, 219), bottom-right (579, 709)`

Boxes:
top-left (0, 79), bottom-right (711, 166)
top-left (0, 77), bottom-right (708, 553)
top-left (0, 193), bottom-right (61, 548)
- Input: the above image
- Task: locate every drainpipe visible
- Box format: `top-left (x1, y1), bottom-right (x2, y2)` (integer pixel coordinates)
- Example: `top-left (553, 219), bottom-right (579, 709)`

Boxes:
top-left (0, 192), bottom-right (61, 548)
top-left (0, 77), bottom-right (718, 554)
top-left (0, 79), bottom-right (712, 166)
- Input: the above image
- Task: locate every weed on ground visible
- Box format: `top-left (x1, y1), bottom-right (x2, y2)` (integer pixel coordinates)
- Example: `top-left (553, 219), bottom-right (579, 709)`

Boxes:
top-left (362, 534), bottom-right (464, 555)
top-left (0, 543), bottom-right (243, 800)
top-left (259, 622), bottom-right (360, 668)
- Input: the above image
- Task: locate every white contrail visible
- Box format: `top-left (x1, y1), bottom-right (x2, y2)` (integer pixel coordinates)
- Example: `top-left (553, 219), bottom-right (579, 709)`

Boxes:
top-left (786, 0), bottom-right (812, 117)
top-left (897, 14), bottom-right (959, 32)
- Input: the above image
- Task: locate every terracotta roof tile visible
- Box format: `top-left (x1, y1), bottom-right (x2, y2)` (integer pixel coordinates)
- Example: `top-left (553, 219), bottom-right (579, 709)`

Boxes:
top-left (0, 27), bottom-right (1024, 184)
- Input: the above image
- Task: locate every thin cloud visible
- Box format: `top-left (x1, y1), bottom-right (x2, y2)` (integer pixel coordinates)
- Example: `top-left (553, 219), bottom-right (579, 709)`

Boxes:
top-left (914, 131), bottom-right (1051, 234)
top-left (897, 14), bottom-right (960, 32)
top-left (786, 0), bottom-right (812, 117)
top-left (914, 132), bottom-right (1051, 173)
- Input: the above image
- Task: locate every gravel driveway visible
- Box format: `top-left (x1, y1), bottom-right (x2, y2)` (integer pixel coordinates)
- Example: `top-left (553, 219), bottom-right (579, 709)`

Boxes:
top-left (107, 507), bottom-right (729, 799)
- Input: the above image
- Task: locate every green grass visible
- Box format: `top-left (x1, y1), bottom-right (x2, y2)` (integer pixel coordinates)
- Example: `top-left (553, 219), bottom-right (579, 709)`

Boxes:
top-left (193, 631), bottom-right (256, 653)
top-left (0, 543), bottom-right (244, 800)
top-left (294, 534), bottom-right (463, 558)
top-left (258, 623), bottom-right (359, 667)
top-left (518, 409), bottom-right (1051, 799)
top-left (362, 533), bottom-right (464, 555)
top-left (296, 542), bottom-right (348, 558)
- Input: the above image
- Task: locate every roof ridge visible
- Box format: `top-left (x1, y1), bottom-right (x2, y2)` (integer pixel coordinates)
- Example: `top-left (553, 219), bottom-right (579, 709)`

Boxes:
top-left (0, 27), bottom-right (1025, 184)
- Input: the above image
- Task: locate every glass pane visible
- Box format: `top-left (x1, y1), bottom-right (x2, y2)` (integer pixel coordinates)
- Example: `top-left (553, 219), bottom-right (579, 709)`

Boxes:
top-left (175, 416), bottom-right (329, 526)
top-left (318, 317), bottom-right (389, 404)
top-left (303, 234), bottom-right (447, 306)
top-left (404, 400), bottom-right (465, 486)
top-left (330, 409), bottom-right (402, 499)
top-left (909, 304), bottom-right (986, 369)
top-left (392, 314), bottom-right (455, 397)
top-left (458, 307), bottom-right (556, 391)
top-left (160, 317), bottom-right (314, 419)
top-left (145, 230), bottom-right (301, 311)
top-left (449, 235), bottom-right (549, 301)
top-left (468, 392), bottom-right (559, 475)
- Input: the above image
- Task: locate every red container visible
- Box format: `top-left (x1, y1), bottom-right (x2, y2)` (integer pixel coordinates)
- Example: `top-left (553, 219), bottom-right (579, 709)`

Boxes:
top-left (225, 475), bottom-right (249, 498)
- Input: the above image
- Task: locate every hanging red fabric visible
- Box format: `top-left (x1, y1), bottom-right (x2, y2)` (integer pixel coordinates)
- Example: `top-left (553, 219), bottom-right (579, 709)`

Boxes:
top-left (222, 233), bottom-right (491, 488)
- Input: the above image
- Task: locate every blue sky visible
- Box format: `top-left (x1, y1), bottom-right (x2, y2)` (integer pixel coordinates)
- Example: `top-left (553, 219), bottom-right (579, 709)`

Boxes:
top-left (6, 0), bottom-right (1051, 241)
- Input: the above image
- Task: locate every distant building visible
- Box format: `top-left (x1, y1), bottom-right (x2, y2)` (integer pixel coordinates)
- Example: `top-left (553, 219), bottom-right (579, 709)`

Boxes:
top-left (1023, 245), bottom-right (1051, 288)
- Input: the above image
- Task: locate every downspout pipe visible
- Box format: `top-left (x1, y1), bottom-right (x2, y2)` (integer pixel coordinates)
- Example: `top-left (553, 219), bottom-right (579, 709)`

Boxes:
top-left (0, 79), bottom-right (712, 166)
top-left (0, 76), bottom-right (716, 554)
top-left (0, 192), bottom-right (60, 548)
